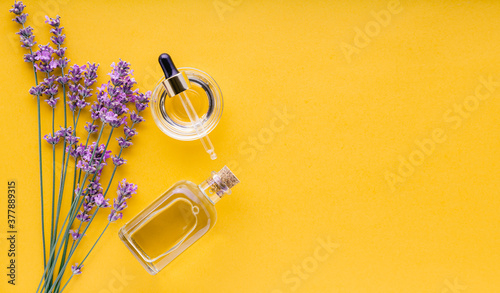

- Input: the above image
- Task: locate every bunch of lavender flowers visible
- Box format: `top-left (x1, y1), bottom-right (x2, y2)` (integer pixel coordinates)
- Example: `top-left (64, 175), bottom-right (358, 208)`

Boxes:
top-left (10, 2), bottom-right (151, 292)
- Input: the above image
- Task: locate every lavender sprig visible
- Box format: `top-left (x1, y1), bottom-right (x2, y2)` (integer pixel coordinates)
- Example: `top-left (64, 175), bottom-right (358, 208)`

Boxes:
top-left (11, 0), bottom-right (47, 268)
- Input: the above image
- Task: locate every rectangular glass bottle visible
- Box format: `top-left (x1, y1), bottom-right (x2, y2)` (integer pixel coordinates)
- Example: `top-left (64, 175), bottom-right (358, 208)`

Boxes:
top-left (119, 166), bottom-right (239, 274)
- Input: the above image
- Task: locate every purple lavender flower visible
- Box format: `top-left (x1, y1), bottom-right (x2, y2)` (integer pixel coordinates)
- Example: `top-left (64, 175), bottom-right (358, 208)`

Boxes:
top-left (94, 194), bottom-right (110, 208)
top-left (43, 133), bottom-right (60, 145)
top-left (84, 62), bottom-right (99, 87)
top-left (115, 60), bottom-right (131, 73)
top-left (15, 26), bottom-right (36, 50)
top-left (44, 96), bottom-right (59, 108)
top-left (54, 57), bottom-right (69, 68)
top-left (110, 100), bottom-right (129, 116)
top-left (71, 264), bottom-right (83, 275)
top-left (74, 185), bottom-right (81, 197)
top-left (23, 53), bottom-right (35, 62)
top-left (10, 3), bottom-right (33, 47)
top-left (112, 156), bottom-right (126, 167)
top-left (56, 126), bottom-right (73, 138)
top-left (34, 43), bottom-right (54, 63)
top-left (68, 64), bottom-right (86, 83)
top-left (67, 99), bottom-right (77, 112)
top-left (106, 84), bottom-right (120, 98)
top-left (134, 91), bottom-right (151, 112)
top-left (50, 58), bottom-right (60, 69)
top-left (101, 110), bottom-right (118, 125)
top-left (113, 200), bottom-right (127, 212)
top-left (109, 60), bottom-right (131, 86)
top-left (124, 126), bottom-right (137, 138)
top-left (96, 83), bottom-right (107, 97)
top-left (116, 179), bottom-right (137, 201)
top-left (56, 76), bottom-right (69, 85)
top-left (82, 201), bottom-right (94, 212)
top-left (35, 61), bottom-right (57, 73)
top-left (84, 122), bottom-right (98, 134)
top-left (68, 83), bottom-right (79, 94)
top-left (67, 82), bottom-right (82, 112)
top-left (12, 13), bottom-right (27, 25)
top-left (90, 102), bottom-right (104, 120)
top-left (45, 15), bottom-right (60, 27)
top-left (9, 1), bottom-right (25, 15)
top-left (67, 143), bottom-right (85, 158)
top-left (108, 179), bottom-right (137, 222)
top-left (20, 35), bottom-right (36, 49)
top-left (122, 76), bottom-right (137, 98)
top-left (65, 134), bottom-right (79, 145)
top-left (76, 98), bottom-right (90, 109)
top-left (76, 211), bottom-right (90, 222)
top-left (77, 142), bottom-right (111, 174)
top-left (69, 230), bottom-right (84, 241)
top-left (108, 71), bottom-right (122, 86)
top-left (41, 75), bottom-right (56, 86)
top-left (16, 26), bottom-right (32, 38)
top-left (51, 35), bottom-right (65, 46)
top-left (44, 84), bottom-right (58, 97)
top-left (50, 27), bottom-right (63, 36)
top-left (108, 210), bottom-right (123, 222)
top-left (87, 180), bottom-right (103, 196)
top-left (78, 85), bottom-right (91, 99)
top-left (77, 159), bottom-right (94, 174)
top-left (55, 47), bottom-right (66, 58)
top-left (117, 137), bottom-right (132, 149)
top-left (129, 111), bottom-right (145, 124)
top-left (34, 44), bottom-right (57, 73)
top-left (109, 116), bottom-right (126, 128)
top-left (29, 85), bottom-right (43, 96)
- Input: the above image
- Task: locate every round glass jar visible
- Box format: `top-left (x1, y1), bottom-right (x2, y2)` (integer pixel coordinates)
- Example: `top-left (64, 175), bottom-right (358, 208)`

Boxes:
top-left (151, 67), bottom-right (223, 141)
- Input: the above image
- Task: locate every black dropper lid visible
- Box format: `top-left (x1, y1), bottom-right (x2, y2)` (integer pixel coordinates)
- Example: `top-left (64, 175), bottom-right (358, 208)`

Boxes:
top-left (158, 53), bottom-right (191, 97)
top-left (159, 53), bottom-right (179, 79)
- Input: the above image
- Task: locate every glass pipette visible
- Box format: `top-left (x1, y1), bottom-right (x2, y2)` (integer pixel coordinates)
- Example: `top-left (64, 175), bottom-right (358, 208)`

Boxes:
top-left (159, 53), bottom-right (217, 160)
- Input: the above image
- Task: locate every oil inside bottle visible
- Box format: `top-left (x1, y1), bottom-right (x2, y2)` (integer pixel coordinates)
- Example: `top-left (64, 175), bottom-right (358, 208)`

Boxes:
top-left (129, 191), bottom-right (204, 262)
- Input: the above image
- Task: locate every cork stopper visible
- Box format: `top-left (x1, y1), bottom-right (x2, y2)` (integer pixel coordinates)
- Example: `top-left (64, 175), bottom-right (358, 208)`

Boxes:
top-left (217, 166), bottom-right (240, 189)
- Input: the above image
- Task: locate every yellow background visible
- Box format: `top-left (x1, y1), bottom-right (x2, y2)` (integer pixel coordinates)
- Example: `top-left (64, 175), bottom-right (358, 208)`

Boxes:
top-left (1, 0), bottom-right (500, 292)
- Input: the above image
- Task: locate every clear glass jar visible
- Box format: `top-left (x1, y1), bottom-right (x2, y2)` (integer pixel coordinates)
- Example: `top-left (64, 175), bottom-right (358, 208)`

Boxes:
top-left (150, 67), bottom-right (223, 141)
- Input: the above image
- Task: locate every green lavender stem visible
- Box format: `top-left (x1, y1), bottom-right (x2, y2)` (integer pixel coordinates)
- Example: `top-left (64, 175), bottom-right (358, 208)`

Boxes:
top-left (36, 75), bottom-right (46, 267)
top-left (58, 274), bottom-right (72, 293)
top-left (25, 35), bottom-right (46, 267)
top-left (49, 107), bottom-right (56, 252)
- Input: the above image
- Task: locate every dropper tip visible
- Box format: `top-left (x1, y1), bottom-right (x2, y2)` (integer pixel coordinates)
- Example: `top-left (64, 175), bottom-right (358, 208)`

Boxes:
top-left (158, 53), bottom-right (179, 78)
top-left (210, 152), bottom-right (217, 160)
